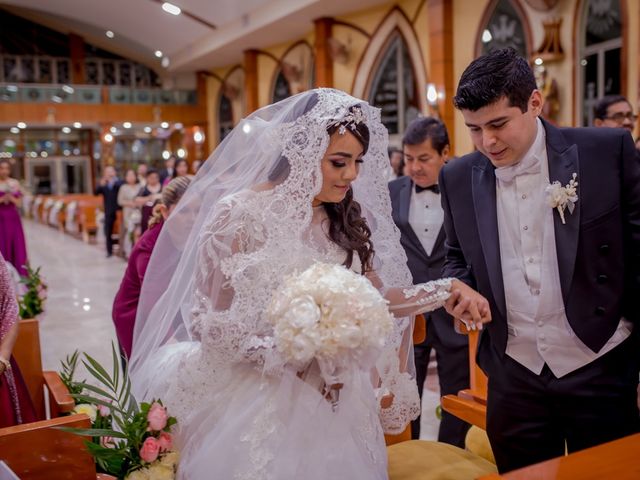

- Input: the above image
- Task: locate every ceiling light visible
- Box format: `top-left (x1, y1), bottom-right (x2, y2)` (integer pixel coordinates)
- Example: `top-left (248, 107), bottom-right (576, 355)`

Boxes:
top-left (123, 121), bottom-right (132, 129)
top-left (106, 30), bottom-right (115, 39)
top-left (17, 122), bottom-right (26, 129)
top-left (104, 133), bottom-right (114, 143)
top-left (73, 122), bottom-right (82, 128)
top-left (174, 123), bottom-right (183, 130)
top-left (161, 57), bottom-right (170, 68)
top-left (6, 85), bottom-right (18, 93)
top-left (177, 148), bottom-right (187, 158)
top-left (63, 149), bottom-right (71, 156)
top-left (534, 57), bottom-right (544, 66)
top-left (162, 2), bottom-right (182, 16)
top-left (51, 95), bottom-right (63, 103)
top-left (144, 126), bottom-right (152, 134)
top-left (110, 126), bottom-right (117, 133)
top-left (193, 131), bottom-right (205, 144)
top-left (160, 122), bottom-right (169, 129)
top-left (62, 127), bottom-right (71, 134)
top-left (162, 150), bottom-right (171, 160)
top-left (62, 85), bottom-right (74, 94)
top-left (41, 151), bottom-right (48, 158)
top-left (155, 50), bottom-right (163, 58)
top-left (9, 127), bottom-right (19, 134)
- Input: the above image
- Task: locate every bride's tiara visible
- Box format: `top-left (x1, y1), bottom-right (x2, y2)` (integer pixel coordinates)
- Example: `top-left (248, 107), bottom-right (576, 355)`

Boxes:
top-left (327, 105), bottom-right (367, 135)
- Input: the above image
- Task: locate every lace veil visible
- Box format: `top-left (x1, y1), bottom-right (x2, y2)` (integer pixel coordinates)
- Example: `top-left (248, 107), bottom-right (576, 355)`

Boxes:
top-left (130, 88), bottom-right (418, 433)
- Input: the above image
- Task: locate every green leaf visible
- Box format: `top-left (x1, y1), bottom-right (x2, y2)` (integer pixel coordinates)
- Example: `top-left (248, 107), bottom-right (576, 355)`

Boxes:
top-left (82, 358), bottom-right (113, 389)
top-left (71, 394), bottom-right (126, 416)
top-left (111, 343), bottom-right (120, 392)
top-left (75, 382), bottom-right (118, 402)
top-left (56, 427), bottom-right (128, 439)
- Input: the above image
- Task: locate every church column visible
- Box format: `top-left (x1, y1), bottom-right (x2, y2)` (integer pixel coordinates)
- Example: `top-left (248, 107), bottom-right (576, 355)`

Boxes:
top-left (243, 49), bottom-right (259, 114)
top-left (427, 0), bottom-right (455, 152)
top-left (69, 33), bottom-right (86, 85)
top-left (314, 17), bottom-right (334, 88)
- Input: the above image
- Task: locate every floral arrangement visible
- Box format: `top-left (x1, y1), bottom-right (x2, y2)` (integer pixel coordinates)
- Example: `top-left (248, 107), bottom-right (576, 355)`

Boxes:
top-left (61, 345), bottom-right (179, 479)
top-left (267, 262), bottom-right (393, 405)
top-left (545, 172), bottom-right (578, 224)
top-left (18, 265), bottom-right (47, 319)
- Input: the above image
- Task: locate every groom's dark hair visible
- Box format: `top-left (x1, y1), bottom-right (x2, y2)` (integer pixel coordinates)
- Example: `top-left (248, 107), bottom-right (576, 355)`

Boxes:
top-left (453, 48), bottom-right (536, 113)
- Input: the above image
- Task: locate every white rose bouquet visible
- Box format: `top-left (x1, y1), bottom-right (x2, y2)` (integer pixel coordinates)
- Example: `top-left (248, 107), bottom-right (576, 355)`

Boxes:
top-left (267, 262), bottom-right (394, 407)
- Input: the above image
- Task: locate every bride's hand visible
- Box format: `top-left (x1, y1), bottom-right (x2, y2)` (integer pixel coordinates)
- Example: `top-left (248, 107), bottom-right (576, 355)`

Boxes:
top-left (445, 279), bottom-right (491, 330)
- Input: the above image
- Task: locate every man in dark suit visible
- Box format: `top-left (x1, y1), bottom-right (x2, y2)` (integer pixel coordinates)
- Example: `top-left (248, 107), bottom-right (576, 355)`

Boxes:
top-left (95, 165), bottom-right (123, 257)
top-left (440, 48), bottom-right (640, 472)
top-left (159, 155), bottom-right (175, 185)
top-left (389, 117), bottom-right (470, 446)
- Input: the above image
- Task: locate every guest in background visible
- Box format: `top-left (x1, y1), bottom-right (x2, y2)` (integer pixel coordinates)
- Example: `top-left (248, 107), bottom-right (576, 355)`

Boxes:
top-left (112, 176), bottom-right (192, 358)
top-left (163, 158), bottom-right (190, 187)
top-left (135, 169), bottom-right (162, 234)
top-left (191, 159), bottom-right (202, 174)
top-left (0, 159), bottom-right (28, 276)
top-left (117, 169), bottom-right (141, 257)
top-left (0, 253), bottom-right (37, 427)
top-left (136, 163), bottom-right (148, 187)
top-left (388, 147), bottom-right (404, 181)
top-left (593, 95), bottom-right (636, 134)
top-left (389, 117), bottom-right (470, 446)
top-left (95, 165), bottom-right (123, 258)
top-left (159, 155), bottom-right (175, 185)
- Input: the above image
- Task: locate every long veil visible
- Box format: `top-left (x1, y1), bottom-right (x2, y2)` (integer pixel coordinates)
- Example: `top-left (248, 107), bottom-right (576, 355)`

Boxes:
top-left (130, 88), bottom-right (418, 434)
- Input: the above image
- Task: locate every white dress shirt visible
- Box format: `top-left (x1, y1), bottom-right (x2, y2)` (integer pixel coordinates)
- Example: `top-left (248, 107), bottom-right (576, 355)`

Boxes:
top-left (409, 186), bottom-right (443, 256)
top-left (495, 118), bottom-right (631, 378)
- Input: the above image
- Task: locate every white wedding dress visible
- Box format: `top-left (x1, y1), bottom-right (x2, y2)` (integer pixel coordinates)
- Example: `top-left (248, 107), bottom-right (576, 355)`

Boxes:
top-left (130, 89), bottom-right (456, 479)
top-left (140, 191), bottom-right (452, 480)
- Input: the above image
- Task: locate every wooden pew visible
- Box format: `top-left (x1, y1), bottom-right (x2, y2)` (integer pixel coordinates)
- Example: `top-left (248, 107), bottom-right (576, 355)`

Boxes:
top-left (78, 196), bottom-right (103, 243)
top-left (479, 433), bottom-right (640, 479)
top-left (12, 319), bottom-right (75, 419)
top-left (440, 325), bottom-right (487, 430)
top-left (0, 414), bottom-right (97, 479)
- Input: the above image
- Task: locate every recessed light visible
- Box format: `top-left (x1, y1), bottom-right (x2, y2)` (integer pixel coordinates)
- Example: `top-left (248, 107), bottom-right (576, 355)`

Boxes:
top-left (177, 148), bottom-right (186, 158)
top-left (110, 126), bottom-right (117, 134)
top-left (155, 50), bottom-right (163, 58)
top-left (162, 2), bottom-right (182, 16)
top-left (162, 150), bottom-right (171, 160)
top-left (9, 127), bottom-right (19, 134)
top-left (73, 122), bottom-right (82, 128)
top-left (123, 122), bottom-right (132, 129)
top-left (62, 85), bottom-right (74, 94)
top-left (17, 122), bottom-right (26, 129)
top-left (144, 126), bottom-right (152, 133)
top-left (160, 122), bottom-right (169, 129)
top-left (6, 85), bottom-right (18, 93)
top-left (104, 133), bottom-right (114, 143)
top-left (106, 30), bottom-right (115, 39)
top-left (62, 127), bottom-right (71, 134)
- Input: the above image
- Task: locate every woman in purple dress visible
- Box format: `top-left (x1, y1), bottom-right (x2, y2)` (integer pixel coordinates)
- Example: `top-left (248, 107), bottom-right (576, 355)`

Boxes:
top-left (0, 159), bottom-right (28, 276)
top-left (113, 176), bottom-right (192, 358)
top-left (0, 253), bottom-right (37, 427)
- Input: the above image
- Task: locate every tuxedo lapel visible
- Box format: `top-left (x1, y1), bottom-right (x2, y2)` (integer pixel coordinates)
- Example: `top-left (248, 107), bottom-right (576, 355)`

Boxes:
top-left (398, 178), bottom-right (429, 259)
top-left (544, 120), bottom-right (580, 304)
top-left (472, 157), bottom-right (506, 317)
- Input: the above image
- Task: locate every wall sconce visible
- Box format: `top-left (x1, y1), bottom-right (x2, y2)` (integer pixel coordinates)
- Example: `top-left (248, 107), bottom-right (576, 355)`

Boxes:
top-left (426, 83), bottom-right (444, 118)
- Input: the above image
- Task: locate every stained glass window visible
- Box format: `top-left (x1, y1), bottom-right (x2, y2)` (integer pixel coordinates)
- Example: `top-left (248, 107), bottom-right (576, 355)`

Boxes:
top-left (480, 0), bottom-right (528, 58)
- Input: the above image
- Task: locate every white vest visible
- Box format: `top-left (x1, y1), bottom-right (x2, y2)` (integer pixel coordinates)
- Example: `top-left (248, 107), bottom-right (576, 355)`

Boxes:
top-left (496, 119), bottom-right (632, 378)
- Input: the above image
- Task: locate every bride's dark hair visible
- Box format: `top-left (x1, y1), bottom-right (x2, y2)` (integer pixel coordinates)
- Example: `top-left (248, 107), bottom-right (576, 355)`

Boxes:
top-left (324, 106), bottom-right (375, 274)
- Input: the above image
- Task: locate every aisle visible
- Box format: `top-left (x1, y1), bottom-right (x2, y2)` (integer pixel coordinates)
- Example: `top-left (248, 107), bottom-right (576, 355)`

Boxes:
top-left (24, 220), bottom-right (124, 372)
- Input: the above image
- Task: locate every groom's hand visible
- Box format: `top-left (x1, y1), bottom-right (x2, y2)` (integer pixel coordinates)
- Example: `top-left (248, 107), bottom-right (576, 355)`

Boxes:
top-left (445, 279), bottom-right (491, 330)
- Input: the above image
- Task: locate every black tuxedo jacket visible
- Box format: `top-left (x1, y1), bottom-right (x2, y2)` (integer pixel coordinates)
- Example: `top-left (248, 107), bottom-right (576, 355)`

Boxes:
top-left (439, 120), bottom-right (640, 369)
top-left (95, 180), bottom-right (123, 216)
top-left (389, 176), bottom-right (465, 349)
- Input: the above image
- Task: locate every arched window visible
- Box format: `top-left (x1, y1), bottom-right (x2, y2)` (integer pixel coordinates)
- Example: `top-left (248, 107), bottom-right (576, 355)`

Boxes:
top-left (579, 0), bottom-right (622, 126)
top-left (479, 0), bottom-right (528, 58)
top-left (219, 94), bottom-right (234, 142)
top-left (272, 70), bottom-right (292, 103)
top-left (368, 32), bottom-right (420, 136)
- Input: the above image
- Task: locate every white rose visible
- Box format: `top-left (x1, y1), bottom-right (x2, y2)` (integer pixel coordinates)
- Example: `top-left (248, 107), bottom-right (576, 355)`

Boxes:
top-left (146, 463), bottom-right (175, 480)
top-left (285, 295), bottom-right (321, 329)
top-left (160, 451), bottom-right (180, 468)
top-left (72, 403), bottom-right (97, 423)
top-left (125, 468), bottom-right (150, 480)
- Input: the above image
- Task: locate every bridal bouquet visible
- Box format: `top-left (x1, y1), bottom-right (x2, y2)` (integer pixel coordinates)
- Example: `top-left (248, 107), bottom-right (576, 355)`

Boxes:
top-left (61, 345), bottom-right (179, 480)
top-left (267, 262), bottom-right (394, 394)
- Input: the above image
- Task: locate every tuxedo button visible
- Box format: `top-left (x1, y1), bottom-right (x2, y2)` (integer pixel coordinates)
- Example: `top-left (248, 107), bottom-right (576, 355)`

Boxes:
top-left (540, 344), bottom-right (548, 352)
top-left (597, 275), bottom-right (608, 284)
top-left (599, 244), bottom-right (610, 255)
top-left (537, 320), bottom-right (543, 327)
top-left (523, 225), bottom-right (529, 231)
top-left (595, 307), bottom-right (606, 316)
top-left (539, 333), bottom-right (546, 340)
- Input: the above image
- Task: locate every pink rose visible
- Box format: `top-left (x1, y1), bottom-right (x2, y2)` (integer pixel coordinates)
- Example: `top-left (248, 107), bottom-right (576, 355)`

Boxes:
top-left (98, 404), bottom-right (110, 417)
top-left (157, 431), bottom-right (173, 452)
top-left (147, 402), bottom-right (168, 431)
top-left (139, 437), bottom-right (160, 463)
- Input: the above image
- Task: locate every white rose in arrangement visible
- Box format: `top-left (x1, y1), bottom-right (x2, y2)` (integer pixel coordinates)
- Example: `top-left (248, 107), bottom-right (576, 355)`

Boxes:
top-left (146, 463), bottom-right (175, 480)
top-left (72, 403), bottom-right (98, 423)
top-left (125, 470), bottom-right (150, 480)
top-left (159, 451), bottom-right (180, 468)
top-left (267, 262), bottom-right (394, 372)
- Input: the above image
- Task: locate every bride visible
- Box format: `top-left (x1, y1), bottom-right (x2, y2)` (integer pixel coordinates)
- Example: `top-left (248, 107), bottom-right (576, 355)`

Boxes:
top-left (129, 88), bottom-right (489, 479)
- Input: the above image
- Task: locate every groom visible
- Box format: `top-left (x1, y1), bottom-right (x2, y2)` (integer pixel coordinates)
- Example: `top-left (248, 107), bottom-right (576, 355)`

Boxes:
top-left (440, 48), bottom-right (640, 472)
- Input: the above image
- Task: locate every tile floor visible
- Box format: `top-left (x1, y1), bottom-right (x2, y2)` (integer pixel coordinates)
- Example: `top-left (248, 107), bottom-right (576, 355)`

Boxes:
top-left (25, 218), bottom-right (442, 439)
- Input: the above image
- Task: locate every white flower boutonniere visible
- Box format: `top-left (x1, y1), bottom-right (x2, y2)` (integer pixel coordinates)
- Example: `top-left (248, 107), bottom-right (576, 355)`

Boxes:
top-left (545, 173), bottom-right (578, 224)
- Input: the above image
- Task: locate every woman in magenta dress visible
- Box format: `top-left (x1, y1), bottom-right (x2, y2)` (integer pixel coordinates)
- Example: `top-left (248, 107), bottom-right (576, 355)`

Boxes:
top-left (0, 159), bottom-right (28, 276)
top-left (0, 253), bottom-right (37, 427)
top-left (112, 176), bottom-right (192, 358)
